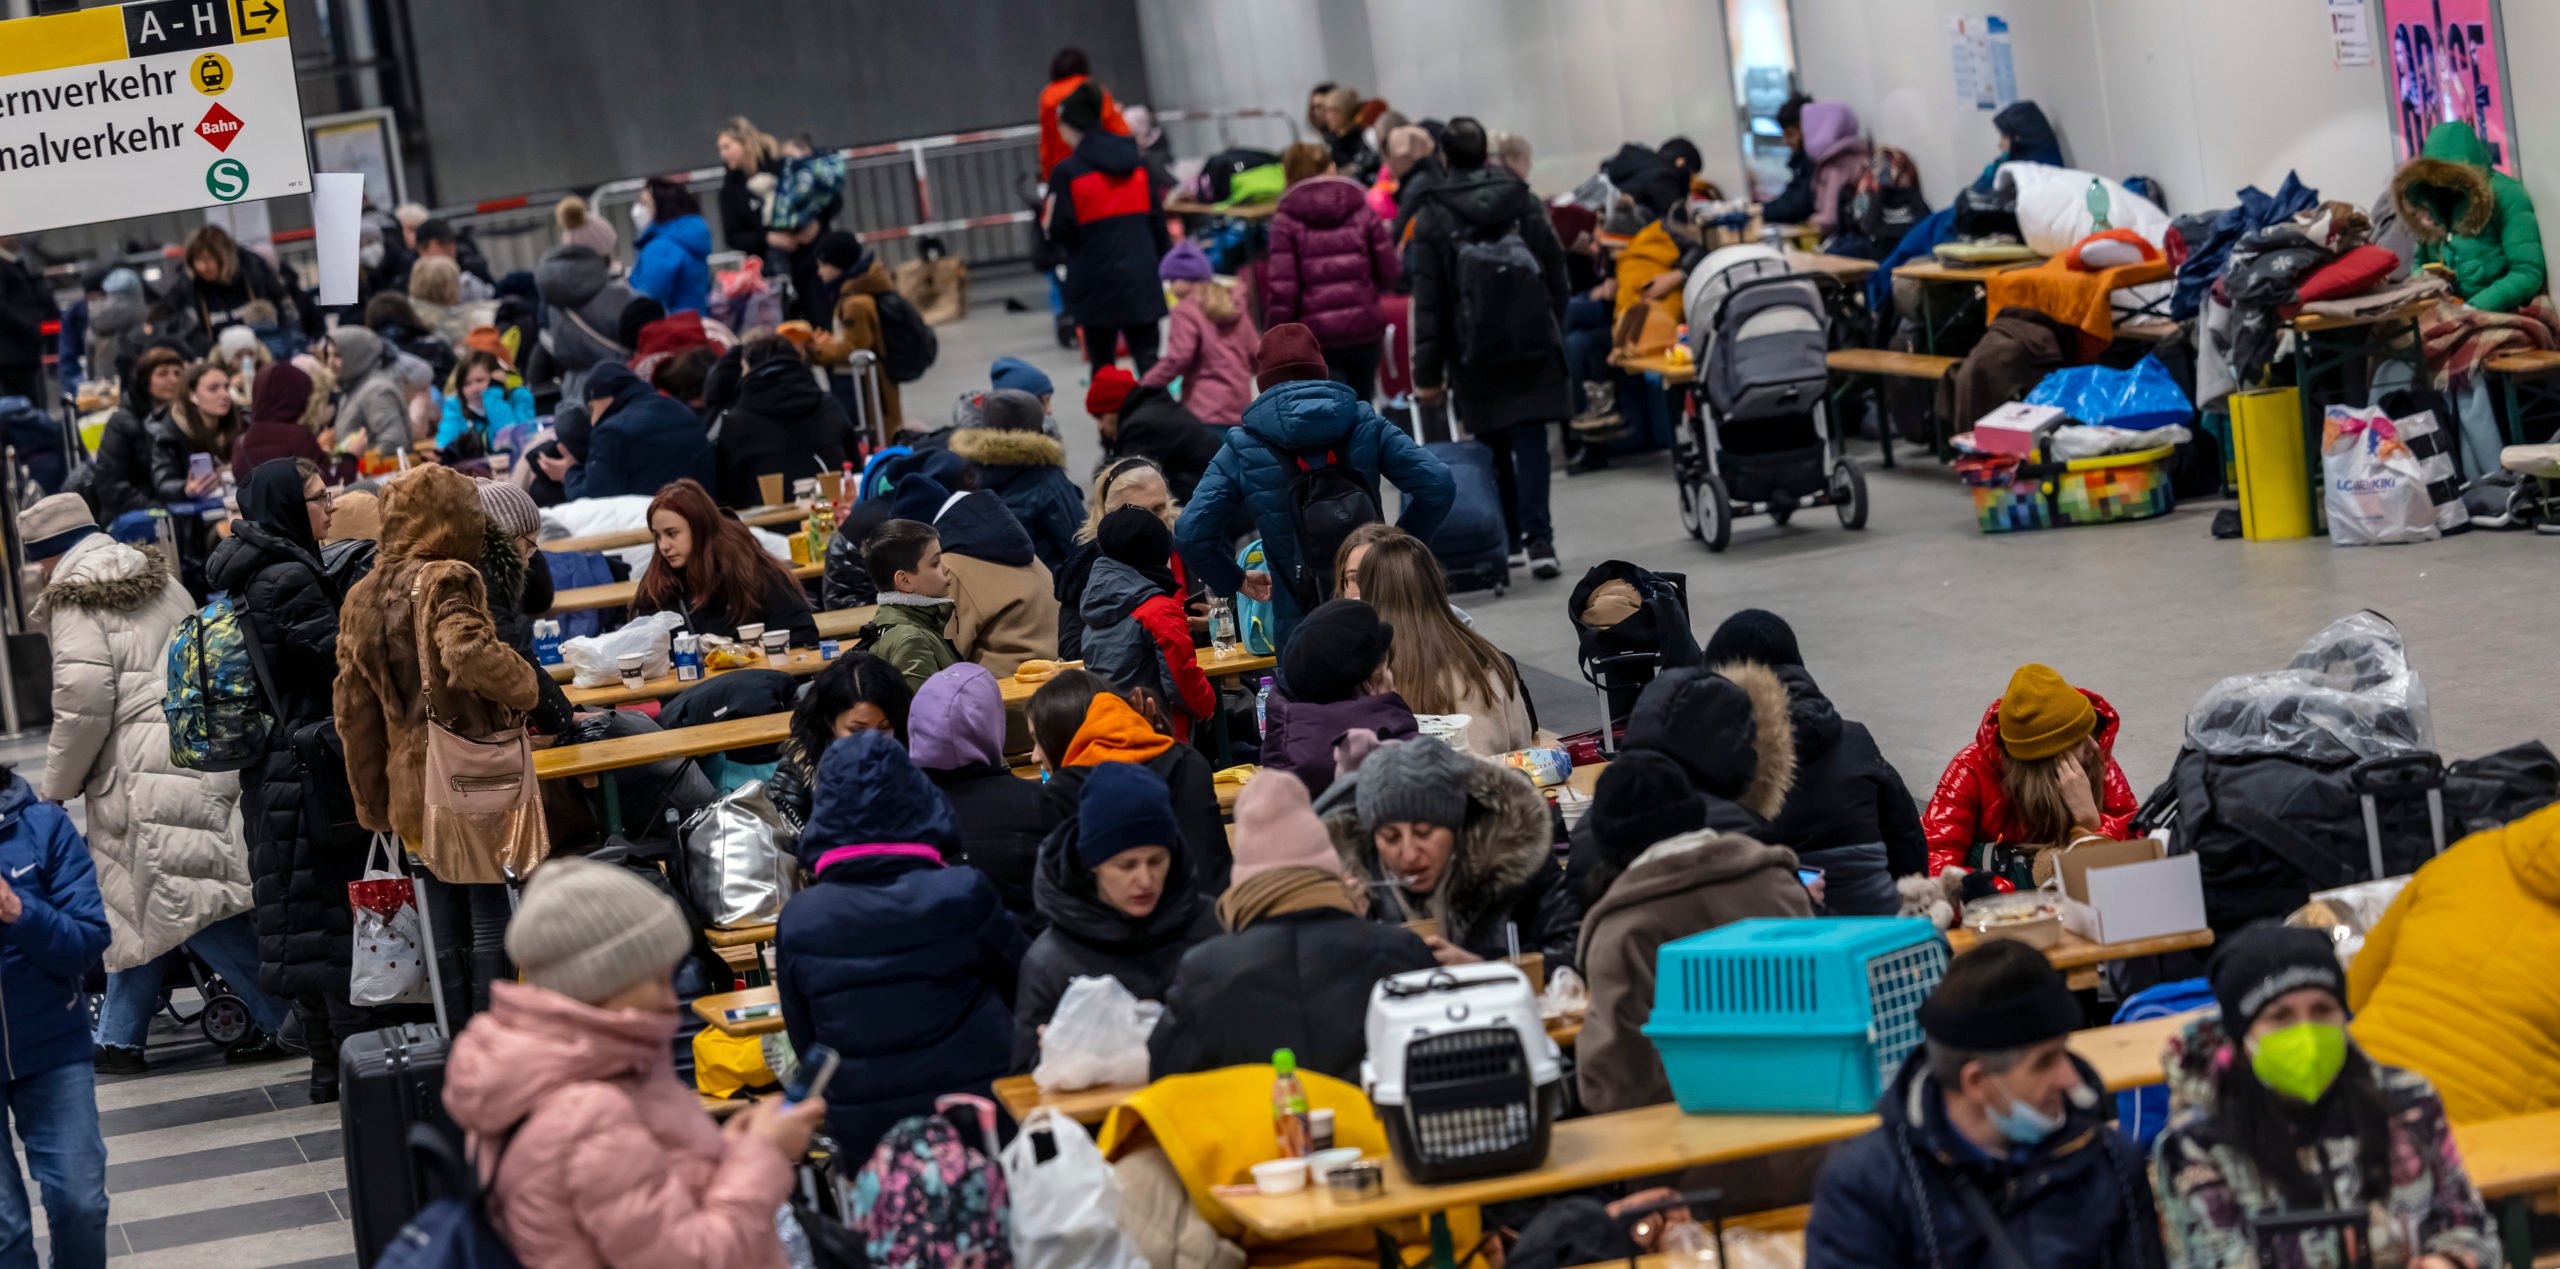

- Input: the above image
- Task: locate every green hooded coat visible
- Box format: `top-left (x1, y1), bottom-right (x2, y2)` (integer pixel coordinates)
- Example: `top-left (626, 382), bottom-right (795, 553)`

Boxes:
top-left (2392, 121), bottom-right (2545, 313)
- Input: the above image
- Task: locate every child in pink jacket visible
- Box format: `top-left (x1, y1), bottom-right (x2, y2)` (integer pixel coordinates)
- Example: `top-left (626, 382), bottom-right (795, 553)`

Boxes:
top-left (443, 858), bottom-right (822, 1269)
top-left (1140, 240), bottom-right (1261, 425)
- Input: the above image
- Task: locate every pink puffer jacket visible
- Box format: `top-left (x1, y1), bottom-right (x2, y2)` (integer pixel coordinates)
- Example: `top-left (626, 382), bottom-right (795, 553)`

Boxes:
top-left (1141, 296), bottom-right (1262, 425)
top-left (443, 980), bottom-right (793, 1269)
top-left (1264, 174), bottom-right (1399, 349)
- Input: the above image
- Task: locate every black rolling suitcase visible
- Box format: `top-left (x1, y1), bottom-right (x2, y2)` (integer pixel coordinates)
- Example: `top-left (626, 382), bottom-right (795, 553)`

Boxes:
top-left (1414, 401), bottom-right (1513, 596)
top-left (340, 1023), bottom-right (456, 1266)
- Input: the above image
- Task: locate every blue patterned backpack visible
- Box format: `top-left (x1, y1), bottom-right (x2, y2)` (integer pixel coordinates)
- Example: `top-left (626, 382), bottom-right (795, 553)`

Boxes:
top-left (164, 594), bottom-right (272, 771)
top-left (853, 1093), bottom-right (1012, 1269)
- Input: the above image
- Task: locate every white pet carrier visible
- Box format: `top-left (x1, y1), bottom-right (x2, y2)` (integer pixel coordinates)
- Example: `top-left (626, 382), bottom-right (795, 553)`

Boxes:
top-left (1360, 962), bottom-right (1563, 1183)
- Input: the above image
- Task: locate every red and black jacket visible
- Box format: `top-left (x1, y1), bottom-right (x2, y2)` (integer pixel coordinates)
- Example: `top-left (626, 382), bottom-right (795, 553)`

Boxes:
top-left (1042, 131), bottom-right (1171, 331)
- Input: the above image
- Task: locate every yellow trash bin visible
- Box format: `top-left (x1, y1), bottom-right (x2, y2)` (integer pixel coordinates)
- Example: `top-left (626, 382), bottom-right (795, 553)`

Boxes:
top-left (2230, 387), bottom-right (2314, 540)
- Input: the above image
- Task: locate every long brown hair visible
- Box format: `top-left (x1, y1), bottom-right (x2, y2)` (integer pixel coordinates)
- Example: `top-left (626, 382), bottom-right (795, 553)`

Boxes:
top-left (183, 224), bottom-right (239, 285)
top-left (172, 361), bottom-right (237, 459)
top-left (1995, 740), bottom-right (2104, 846)
top-left (635, 479), bottom-right (795, 626)
top-left (1354, 530), bottom-right (1517, 716)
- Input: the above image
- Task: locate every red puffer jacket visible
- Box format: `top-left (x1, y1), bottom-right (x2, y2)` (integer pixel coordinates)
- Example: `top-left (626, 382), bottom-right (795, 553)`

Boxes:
top-left (1921, 689), bottom-right (2137, 887)
top-left (1264, 175), bottom-right (1400, 350)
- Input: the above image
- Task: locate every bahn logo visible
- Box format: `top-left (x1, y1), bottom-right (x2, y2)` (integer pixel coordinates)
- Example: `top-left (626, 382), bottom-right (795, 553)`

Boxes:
top-left (195, 103), bottom-right (243, 151)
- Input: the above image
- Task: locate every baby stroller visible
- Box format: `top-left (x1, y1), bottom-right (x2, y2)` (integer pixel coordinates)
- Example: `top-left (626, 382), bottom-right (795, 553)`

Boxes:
top-left (1675, 246), bottom-right (1869, 552)
top-left (84, 948), bottom-right (256, 1050)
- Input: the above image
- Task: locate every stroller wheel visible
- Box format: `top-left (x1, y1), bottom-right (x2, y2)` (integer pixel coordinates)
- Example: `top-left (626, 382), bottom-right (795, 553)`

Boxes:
top-left (200, 993), bottom-right (251, 1048)
top-left (1833, 461), bottom-right (1870, 530)
top-left (1677, 473), bottom-right (1705, 541)
top-left (1700, 475), bottom-right (1733, 553)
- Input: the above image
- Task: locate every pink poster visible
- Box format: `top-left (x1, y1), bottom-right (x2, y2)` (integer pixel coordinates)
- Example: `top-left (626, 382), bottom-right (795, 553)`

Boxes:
top-left (2382, 0), bottom-right (2515, 174)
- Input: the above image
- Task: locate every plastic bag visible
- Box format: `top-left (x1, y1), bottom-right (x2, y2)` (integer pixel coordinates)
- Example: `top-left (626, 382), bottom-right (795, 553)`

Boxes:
top-left (1539, 966), bottom-right (1590, 1021)
top-left (2045, 423), bottom-right (2194, 462)
top-left (2287, 876), bottom-right (2414, 967)
top-left (1000, 1108), bottom-right (1148, 1269)
top-left (2185, 611), bottom-right (2433, 765)
top-left (1032, 976), bottom-right (1161, 1092)
top-left (2023, 355), bottom-right (2192, 431)
top-left (2321, 406), bottom-right (2440, 546)
top-left (560, 610), bottom-right (684, 687)
top-left (348, 835), bottom-right (431, 1007)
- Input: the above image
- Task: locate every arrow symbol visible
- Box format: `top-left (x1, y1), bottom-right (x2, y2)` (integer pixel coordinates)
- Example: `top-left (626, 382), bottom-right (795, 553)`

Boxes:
top-left (253, 0), bottom-right (278, 21)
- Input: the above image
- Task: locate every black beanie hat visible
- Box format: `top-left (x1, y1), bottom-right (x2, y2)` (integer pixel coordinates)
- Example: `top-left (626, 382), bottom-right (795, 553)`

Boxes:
top-left (1916, 939), bottom-right (2082, 1051)
top-left (1060, 81), bottom-right (1106, 135)
top-left (816, 230), bottom-right (865, 272)
top-left (1705, 608), bottom-right (1803, 670)
top-left (2209, 923), bottom-right (2347, 1036)
top-left (1281, 599), bottom-right (1392, 705)
top-left (1097, 503), bottom-right (1171, 570)
top-left (1586, 751), bottom-right (1710, 864)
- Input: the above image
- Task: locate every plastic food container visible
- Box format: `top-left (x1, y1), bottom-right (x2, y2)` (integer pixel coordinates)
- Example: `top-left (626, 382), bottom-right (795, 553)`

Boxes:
top-left (1966, 893), bottom-right (2064, 949)
top-left (1250, 1158), bottom-right (1308, 1196)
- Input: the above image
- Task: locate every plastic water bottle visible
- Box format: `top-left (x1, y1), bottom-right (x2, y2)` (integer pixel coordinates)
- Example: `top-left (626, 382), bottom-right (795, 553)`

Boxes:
top-left (1255, 675), bottom-right (1274, 739)
top-left (1210, 597), bottom-right (1238, 655)
top-left (2085, 177), bottom-right (2112, 232)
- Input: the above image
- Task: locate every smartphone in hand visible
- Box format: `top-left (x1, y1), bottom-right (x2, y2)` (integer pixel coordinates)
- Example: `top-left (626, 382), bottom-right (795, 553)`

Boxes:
top-left (780, 1045), bottom-right (841, 1111)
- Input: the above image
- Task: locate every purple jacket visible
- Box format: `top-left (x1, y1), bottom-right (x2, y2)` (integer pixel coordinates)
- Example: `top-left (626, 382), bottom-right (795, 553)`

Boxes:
top-left (1264, 175), bottom-right (1400, 350)
top-left (1260, 689), bottom-right (1420, 801)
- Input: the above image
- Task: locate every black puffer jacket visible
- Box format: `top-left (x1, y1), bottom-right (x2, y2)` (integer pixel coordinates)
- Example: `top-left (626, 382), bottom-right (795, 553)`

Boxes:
top-left (1150, 906), bottom-right (1436, 1083)
top-left (205, 518), bottom-right (361, 995)
top-left (87, 408), bottom-right (158, 519)
top-left (713, 356), bottom-right (853, 510)
top-left (1325, 750), bottom-right (1583, 970)
top-left (1009, 814), bottom-right (1219, 1072)
top-left (478, 522), bottom-right (575, 737)
top-left (929, 762), bottom-right (1048, 936)
top-left (1762, 664), bottom-right (1927, 915)
top-left (1042, 751), bottom-right (1233, 899)
top-left (1408, 166), bottom-right (1572, 431)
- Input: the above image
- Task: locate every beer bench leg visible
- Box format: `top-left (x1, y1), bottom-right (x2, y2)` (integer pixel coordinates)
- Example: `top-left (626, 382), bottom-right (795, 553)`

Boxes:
top-left (2498, 1194), bottom-right (2531, 1269)
top-left (600, 773), bottom-right (624, 839)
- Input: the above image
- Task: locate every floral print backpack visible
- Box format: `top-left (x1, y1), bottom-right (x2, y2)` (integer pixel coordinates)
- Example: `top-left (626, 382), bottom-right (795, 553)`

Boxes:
top-left (852, 1093), bottom-right (1013, 1269)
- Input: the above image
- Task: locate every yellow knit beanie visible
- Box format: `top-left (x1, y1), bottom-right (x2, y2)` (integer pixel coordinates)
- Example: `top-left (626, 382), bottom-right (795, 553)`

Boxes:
top-left (1997, 663), bottom-right (2097, 761)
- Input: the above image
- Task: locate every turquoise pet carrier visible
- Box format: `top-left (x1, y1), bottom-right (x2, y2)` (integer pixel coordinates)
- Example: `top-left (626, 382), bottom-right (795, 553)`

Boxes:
top-left (1642, 917), bottom-right (1947, 1115)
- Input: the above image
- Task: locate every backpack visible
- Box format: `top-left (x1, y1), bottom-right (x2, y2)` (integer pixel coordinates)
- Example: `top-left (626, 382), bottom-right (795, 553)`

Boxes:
top-left (1233, 539), bottom-right (1277, 655)
top-left (163, 594), bottom-right (272, 772)
top-left (1278, 447), bottom-right (1380, 612)
top-left (1452, 218), bottom-right (1556, 369)
top-left (368, 1123), bottom-right (522, 1269)
top-left (2112, 978), bottom-right (2212, 1149)
top-left (856, 1093), bottom-right (1013, 1269)
top-left (872, 292), bottom-right (939, 383)
top-left (1198, 148), bottom-right (1280, 203)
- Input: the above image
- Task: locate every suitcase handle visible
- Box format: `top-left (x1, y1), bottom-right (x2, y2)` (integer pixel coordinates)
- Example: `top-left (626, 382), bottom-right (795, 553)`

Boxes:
top-left (2351, 753), bottom-right (2444, 794)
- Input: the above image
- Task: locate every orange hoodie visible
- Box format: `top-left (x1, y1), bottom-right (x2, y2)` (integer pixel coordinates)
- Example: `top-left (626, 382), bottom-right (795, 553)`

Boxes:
top-left (1062, 693), bottom-right (1172, 768)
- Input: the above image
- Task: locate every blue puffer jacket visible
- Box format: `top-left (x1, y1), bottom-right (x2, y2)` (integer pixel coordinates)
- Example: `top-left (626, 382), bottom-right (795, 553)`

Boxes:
top-left (628, 214), bottom-right (712, 316)
top-left (565, 363), bottom-right (714, 501)
top-left (1173, 378), bottom-right (1454, 646)
top-left (434, 383), bottom-right (537, 454)
top-left (0, 772), bottom-right (110, 1083)
top-left (774, 733), bottom-right (1027, 1161)
top-left (947, 427), bottom-right (1084, 571)
top-left (1804, 1047), bottom-right (2164, 1269)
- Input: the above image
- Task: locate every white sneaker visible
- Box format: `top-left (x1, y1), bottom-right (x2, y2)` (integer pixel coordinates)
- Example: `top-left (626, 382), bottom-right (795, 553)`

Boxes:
top-left (1507, 548), bottom-right (1529, 568)
top-left (1529, 541), bottom-right (1561, 580)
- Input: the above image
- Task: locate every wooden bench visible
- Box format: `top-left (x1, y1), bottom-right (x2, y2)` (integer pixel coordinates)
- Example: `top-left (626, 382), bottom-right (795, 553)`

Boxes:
top-left (2489, 349), bottom-right (2560, 451)
top-left (1824, 348), bottom-right (1962, 466)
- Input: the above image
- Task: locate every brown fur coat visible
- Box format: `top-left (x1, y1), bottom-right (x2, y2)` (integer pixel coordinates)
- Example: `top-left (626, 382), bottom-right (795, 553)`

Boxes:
top-left (334, 465), bottom-right (540, 845)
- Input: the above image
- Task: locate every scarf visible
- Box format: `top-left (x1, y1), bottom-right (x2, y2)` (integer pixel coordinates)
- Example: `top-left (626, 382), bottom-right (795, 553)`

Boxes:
top-left (1216, 866), bottom-right (1355, 932)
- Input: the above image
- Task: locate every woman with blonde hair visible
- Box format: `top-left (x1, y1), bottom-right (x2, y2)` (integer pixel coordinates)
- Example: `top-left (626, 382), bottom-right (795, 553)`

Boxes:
top-left (1057, 456), bottom-right (1187, 659)
top-left (1349, 530), bottom-right (1533, 754)
top-left (714, 116), bottom-right (781, 258)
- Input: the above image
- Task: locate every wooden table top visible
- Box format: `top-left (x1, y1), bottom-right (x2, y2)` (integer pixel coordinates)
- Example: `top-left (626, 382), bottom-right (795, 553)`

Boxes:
top-left (2486, 349), bottom-right (2560, 375)
top-left (1616, 354), bottom-right (1695, 385)
top-left (1785, 251), bottom-right (1881, 280)
top-left (2452, 1107), bottom-right (2560, 1199)
top-left (1000, 648), bottom-right (1273, 706)
top-left (1213, 1011), bottom-right (2193, 1241)
top-left (533, 711), bottom-right (789, 780)
top-left (564, 645), bottom-right (844, 707)
top-left (696, 986), bottom-right (785, 1036)
top-left (546, 503), bottom-right (810, 554)
top-left (1946, 923), bottom-right (2214, 973)
top-left (1165, 197), bottom-right (1277, 220)
top-left (2290, 298), bottom-right (2433, 333)
top-left (544, 607), bottom-right (880, 683)
top-left (1895, 258), bottom-right (2040, 283)
top-left (545, 561), bottom-right (824, 615)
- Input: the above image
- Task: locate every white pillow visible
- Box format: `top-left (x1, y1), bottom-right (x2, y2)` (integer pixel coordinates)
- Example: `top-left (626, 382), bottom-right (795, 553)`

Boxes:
top-left (2078, 237), bottom-right (2148, 269)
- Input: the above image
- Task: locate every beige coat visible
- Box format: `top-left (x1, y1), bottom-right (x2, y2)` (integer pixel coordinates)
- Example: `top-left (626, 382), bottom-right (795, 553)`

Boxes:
top-left (37, 534), bottom-right (247, 971)
top-left (943, 552), bottom-right (1058, 679)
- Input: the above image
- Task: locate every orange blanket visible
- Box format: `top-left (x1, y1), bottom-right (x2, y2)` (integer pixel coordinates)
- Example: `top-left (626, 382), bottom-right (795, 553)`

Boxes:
top-left (1985, 230), bottom-right (2173, 356)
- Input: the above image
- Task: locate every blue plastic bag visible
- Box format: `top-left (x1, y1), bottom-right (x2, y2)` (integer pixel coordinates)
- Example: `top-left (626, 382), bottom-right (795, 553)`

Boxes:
top-left (2024, 355), bottom-right (2192, 431)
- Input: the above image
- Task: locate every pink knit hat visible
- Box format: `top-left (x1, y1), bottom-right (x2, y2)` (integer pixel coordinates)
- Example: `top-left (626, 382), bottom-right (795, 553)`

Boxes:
top-left (1229, 771), bottom-right (1342, 885)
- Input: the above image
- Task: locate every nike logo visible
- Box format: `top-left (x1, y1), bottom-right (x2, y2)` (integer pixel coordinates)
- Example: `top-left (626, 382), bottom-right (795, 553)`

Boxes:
top-left (8, 864), bottom-right (32, 879)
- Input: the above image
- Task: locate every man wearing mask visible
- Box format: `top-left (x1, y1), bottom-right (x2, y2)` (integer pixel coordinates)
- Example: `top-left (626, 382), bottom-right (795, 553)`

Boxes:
top-left (1804, 940), bottom-right (2165, 1268)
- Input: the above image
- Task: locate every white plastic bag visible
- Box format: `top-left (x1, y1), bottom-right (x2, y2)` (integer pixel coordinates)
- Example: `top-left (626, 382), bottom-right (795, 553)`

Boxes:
top-left (560, 610), bottom-right (686, 686)
top-left (1000, 1108), bottom-right (1149, 1269)
top-left (2322, 407), bottom-right (2439, 546)
top-left (349, 836), bottom-right (431, 1007)
top-left (1032, 975), bottom-right (1161, 1092)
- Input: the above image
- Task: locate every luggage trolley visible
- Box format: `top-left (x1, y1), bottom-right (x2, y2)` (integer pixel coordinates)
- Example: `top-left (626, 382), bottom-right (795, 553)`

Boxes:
top-left (1673, 247), bottom-right (1869, 552)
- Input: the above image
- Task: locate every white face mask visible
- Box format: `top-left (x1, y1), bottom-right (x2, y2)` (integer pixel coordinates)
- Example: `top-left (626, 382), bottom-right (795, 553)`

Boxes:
top-left (359, 242), bottom-right (384, 268)
top-left (629, 201), bottom-right (653, 232)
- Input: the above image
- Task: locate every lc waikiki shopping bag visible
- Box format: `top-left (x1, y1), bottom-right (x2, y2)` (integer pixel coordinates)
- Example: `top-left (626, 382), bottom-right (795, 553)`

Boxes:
top-left (2322, 406), bottom-right (2439, 546)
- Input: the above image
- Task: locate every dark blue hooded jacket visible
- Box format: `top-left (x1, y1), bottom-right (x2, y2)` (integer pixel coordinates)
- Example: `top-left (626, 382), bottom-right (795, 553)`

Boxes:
top-left (565, 362), bottom-right (714, 501)
top-left (629, 214), bottom-right (712, 317)
top-left (1174, 377), bottom-right (1453, 646)
top-left (892, 474), bottom-right (1039, 568)
top-left (774, 732), bottom-right (1028, 1160)
top-left (0, 771), bottom-right (110, 1082)
top-left (1972, 101), bottom-right (2065, 192)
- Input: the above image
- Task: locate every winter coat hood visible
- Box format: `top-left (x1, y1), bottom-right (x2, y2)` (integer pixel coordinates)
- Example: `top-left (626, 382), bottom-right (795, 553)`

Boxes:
top-left (1324, 750), bottom-right (1552, 933)
top-left (1078, 555), bottom-right (1163, 627)
top-left (1623, 662), bottom-right (1797, 822)
top-left (1259, 690), bottom-right (1419, 801)
top-left (908, 663), bottom-right (1007, 772)
top-left (378, 464), bottom-right (491, 566)
top-left (1581, 827), bottom-right (1801, 923)
top-left (931, 487), bottom-right (1039, 569)
top-left (1073, 129), bottom-right (1144, 179)
top-left (536, 243), bottom-right (614, 311)
top-left (948, 426), bottom-right (1068, 473)
top-left (585, 360), bottom-right (654, 419)
top-left (733, 354), bottom-right (828, 419)
top-left (331, 325), bottom-right (387, 383)
top-left (1238, 376), bottom-right (1367, 450)
top-left (1277, 174), bottom-right (1371, 229)
top-left (1801, 102), bottom-right (1866, 166)
top-left (1426, 167), bottom-right (1540, 233)
top-left (2396, 124), bottom-right (2497, 241)
top-left (1773, 664), bottom-right (1844, 762)
top-left (444, 979), bottom-right (679, 1134)
top-left (35, 533), bottom-right (169, 617)
top-left (796, 731), bottom-right (959, 868)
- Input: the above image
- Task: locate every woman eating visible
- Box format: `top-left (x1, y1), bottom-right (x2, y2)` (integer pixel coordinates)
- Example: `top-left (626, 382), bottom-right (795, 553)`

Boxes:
top-left (630, 479), bottom-right (819, 647)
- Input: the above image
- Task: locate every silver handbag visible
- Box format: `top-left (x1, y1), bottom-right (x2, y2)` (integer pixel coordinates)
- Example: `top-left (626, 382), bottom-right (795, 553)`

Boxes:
top-left (679, 780), bottom-right (797, 927)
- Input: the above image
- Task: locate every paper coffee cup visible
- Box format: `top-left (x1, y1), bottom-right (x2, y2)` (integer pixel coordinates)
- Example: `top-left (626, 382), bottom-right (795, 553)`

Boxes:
top-left (792, 477), bottom-right (819, 503)
top-left (616, 652), bottom-right (646, 688)
top-left (757, 473), bottom-right (786, 506)
top-left (737, 623), bottom-right (766, 645)
top-left (762, 630), bottom-right (790, 659)
top-left (818, 471), bottom-right (843, 502)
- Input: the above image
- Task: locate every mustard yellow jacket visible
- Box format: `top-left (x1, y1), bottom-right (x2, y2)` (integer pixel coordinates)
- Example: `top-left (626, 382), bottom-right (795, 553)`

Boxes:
top-left (2349, 800), bottom-right (2560, 1123)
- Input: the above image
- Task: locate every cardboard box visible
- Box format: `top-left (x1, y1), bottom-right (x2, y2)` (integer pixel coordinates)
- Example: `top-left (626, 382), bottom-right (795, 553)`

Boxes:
top-left (2056, 838), bottom-right (2207, 945)
top-left (1974, 401), bottom-right (2068, 456)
